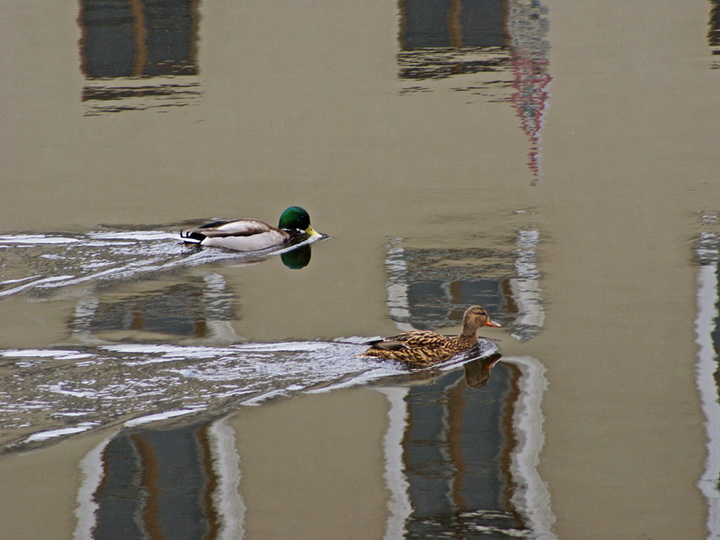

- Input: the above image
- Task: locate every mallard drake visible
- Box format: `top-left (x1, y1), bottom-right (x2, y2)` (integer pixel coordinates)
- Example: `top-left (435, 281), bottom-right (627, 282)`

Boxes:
top-left (364, 305), bottom-right (501, 368)
top-left (180, 206), bottom-right (318, 251)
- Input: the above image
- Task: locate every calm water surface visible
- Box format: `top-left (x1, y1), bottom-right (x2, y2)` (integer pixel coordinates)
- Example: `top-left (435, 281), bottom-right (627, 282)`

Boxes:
top-left (1, 0), bottom-right (720, 539)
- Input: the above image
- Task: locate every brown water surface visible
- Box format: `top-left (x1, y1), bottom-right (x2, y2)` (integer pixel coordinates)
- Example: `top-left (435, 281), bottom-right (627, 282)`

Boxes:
top-left (1, 0), bottom-right (720, 538)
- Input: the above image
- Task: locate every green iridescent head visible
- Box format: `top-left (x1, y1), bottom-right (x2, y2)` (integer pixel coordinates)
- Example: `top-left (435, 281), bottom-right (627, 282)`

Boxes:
top-left (278, 206), bottom-right (313, 233)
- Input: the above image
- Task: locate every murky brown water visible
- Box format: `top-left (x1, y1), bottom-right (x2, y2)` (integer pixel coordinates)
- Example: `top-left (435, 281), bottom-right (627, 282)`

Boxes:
top-left (2, 0), bottom-right (720, 538)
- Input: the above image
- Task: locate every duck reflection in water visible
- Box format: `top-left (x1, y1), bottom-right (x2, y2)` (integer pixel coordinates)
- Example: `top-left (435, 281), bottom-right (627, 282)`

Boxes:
top-left (464, 353), bottom-right (502, 389)
top-left (364, 306), bottom-right (501, 368)
top-left (280, 244), bottom-right (312, 269)
top-left (370, 352), bottom-right (503, 391)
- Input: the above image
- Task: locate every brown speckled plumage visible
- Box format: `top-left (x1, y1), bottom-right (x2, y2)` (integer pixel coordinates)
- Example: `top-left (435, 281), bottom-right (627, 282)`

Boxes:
top-left (364, 306), bottom-right (501, 368)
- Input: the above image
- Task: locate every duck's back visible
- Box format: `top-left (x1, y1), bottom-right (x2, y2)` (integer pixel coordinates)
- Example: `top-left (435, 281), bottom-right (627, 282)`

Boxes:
top-left (365, 330), bottom-right (478, 367)
top-left (367, 330), bottom-right (446, 351)
top-left (181, 219), bottom-right (288, 251)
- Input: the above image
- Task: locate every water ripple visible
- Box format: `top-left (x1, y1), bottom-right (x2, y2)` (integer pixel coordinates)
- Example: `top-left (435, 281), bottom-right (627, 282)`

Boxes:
top-left (0, 339), bottom-right (499, 453)
top-left (0, 228), bottom-right (326, 299)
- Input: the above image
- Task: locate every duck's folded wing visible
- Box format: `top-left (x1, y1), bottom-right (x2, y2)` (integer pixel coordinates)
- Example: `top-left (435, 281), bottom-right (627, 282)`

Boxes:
top-left (199, 219), bottom-right (274, 238)
top-left (368, 330), bottom-right (445, 350)
top-left (181, 219), bottom-right (276, 244)
top-left (367, 339), bottom-right (407, 351)
top-left (403, 331), bottom-right (448, 348)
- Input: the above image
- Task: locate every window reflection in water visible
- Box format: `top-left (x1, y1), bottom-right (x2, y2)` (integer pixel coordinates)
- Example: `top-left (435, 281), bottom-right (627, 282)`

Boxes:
top-left (385, 230), bottom-right (543, 340)
top-left (76, 419), bottom-right (243, 539)
top-left (70, 273), bottom-right (240, 343)
top-left (399, 0), bottom-right (506, 50)
top-left (78, 0), bottom-right (202, 114)
top-left (405, 365), bottom-right (525, 536)
top-left (694, 213), bottom-right (720, 537)
top-left (398, 0), bottom-right (551, 182)
top-left (710, 0), bottom-right (720, 69)
top-left (379, 355), bottom-right (552, 538)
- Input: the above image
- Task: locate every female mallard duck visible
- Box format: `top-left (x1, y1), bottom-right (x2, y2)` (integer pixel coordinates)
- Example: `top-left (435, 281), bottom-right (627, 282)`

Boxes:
top-left (180, 206), bottom-right (317, 251)
top-left (364, 306), bottom-right (501, 368)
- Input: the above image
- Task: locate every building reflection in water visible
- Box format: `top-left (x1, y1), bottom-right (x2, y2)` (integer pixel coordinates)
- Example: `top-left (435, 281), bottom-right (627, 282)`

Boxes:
top-left (70, 272), bottom-right (241, 343)
top-left (377, 230), bottom-right (553, 537)
top-left (398, 0), bottom-right (551, 183)
top-left (66, 242), bottom-right (314, 343)
top-left (71, 231), bottom-right (551, 537)
top-left (78, 0), bottom-right (202, 114)
top-left (385, 229), bottom-right (544, 340)
top-left (694, 212), bottom-right (720, 537)
top-left (379, 355), bottom-right (552, 538)
top-left (74, 356), bottom-right (552, 538)
top-left (710, 0), bottom-right (720, 69)
top-left (75, 418), bottom-right (244, 539)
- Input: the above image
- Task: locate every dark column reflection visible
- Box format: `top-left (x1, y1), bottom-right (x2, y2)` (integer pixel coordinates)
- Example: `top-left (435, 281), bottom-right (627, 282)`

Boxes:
top-left (78, 0), bottom-right (201, 114)
top-left (399, 0), bottom-right (506, 49)
top-left (710, 0), bottom-right (720, 69)
top-left (80, 0), bottom-right (200, 77)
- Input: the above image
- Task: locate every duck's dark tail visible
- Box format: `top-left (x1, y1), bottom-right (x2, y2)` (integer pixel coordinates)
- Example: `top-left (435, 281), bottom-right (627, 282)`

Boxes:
top-left (179, 230), bottom-right (206, 244)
